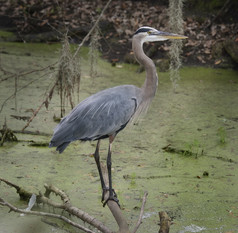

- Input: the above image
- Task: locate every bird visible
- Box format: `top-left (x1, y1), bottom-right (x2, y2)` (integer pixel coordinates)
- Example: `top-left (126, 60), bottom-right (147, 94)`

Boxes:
top-left (49, 26), bottom-right (187, 206)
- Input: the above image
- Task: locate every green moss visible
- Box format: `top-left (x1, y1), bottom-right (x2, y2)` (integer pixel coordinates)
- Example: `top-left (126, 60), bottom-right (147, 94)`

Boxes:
top-left (0, 30), bottom-right (15, 38)
top-left (0, 30), bottom-right (16, 42)
top-left (217, 127), bottom-right (226, 144)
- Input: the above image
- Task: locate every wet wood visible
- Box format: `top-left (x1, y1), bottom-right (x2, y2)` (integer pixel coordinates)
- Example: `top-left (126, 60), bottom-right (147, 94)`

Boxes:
top-left (159, 211), bottom-right (171, 233)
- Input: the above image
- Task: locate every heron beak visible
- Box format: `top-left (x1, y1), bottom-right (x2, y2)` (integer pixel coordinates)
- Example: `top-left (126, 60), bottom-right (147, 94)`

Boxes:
top-left (163, 34), bottom-right (188, 40)
top-left (153, 31), bottom-right (188, 40)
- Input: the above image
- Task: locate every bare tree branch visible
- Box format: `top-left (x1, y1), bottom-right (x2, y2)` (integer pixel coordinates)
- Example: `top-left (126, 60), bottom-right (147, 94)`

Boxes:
top-left (73, 0), bottom-right (112, 58)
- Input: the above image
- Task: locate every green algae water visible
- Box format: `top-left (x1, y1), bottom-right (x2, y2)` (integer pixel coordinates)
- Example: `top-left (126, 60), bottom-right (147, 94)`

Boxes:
top-left (0, 42), bottom-right (238, 232)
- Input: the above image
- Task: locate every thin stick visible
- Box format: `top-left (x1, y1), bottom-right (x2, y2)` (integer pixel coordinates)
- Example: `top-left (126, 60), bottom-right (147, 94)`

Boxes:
top-left (14, 75), bottom-right (18, 110)
top-left (132, 191), bottom-right (148, 233)
top-left (73, 0), bottom-right (112, 58)
top-left (21, 82), bottom-right (57, 131)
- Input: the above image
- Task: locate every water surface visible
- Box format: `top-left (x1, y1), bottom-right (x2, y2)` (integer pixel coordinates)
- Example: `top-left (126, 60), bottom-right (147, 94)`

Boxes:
top-left (0, 42), bottom-right (238, 232)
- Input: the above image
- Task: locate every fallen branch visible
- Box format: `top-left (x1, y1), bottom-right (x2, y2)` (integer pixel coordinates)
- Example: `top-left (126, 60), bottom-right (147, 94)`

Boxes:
top-left (0, 197), bottom-right (95, 233)
top-left (0, 178), bottom-right (112, 233)
top-left (0, 173), bottom-right (149, 233)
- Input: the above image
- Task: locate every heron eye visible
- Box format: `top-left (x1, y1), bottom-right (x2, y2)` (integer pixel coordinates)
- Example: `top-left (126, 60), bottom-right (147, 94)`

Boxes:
top-left (147, 31), bottom-right (152, 35)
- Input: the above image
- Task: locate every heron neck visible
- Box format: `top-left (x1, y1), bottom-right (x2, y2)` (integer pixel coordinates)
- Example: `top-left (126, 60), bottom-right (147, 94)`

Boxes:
top-left (132, 38), bottom-right (158, 99)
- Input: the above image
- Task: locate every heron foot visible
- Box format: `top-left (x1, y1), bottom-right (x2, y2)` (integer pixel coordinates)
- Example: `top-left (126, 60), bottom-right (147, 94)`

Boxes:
top-left (103, 194), bottom-right (120, 208)
top-left (101, 187), bottom-right (120, 208)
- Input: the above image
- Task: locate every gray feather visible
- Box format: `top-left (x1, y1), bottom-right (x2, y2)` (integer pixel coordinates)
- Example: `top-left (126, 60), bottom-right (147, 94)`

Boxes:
top-left (50, 85), bottom-right (142, 152)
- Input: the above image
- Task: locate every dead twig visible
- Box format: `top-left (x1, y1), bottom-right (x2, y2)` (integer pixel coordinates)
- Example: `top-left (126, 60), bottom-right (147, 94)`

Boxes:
top-left (22, 82), bottom-right (57, 131)
top-left (132, 191), bottom-right (148, 233)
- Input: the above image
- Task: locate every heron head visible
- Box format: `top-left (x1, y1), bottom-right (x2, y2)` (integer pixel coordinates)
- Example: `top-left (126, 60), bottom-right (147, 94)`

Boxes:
top-left (134, 26), bottom-right (188, 43)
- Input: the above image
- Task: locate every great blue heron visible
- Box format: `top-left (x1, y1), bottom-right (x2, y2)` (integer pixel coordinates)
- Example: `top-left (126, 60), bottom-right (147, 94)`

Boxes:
top-left (49, 26), bottom-right (187, 206)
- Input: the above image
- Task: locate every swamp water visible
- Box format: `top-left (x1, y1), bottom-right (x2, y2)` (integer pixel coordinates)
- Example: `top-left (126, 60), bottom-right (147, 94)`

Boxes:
top-left (0, 42), bottom-right (238, 232)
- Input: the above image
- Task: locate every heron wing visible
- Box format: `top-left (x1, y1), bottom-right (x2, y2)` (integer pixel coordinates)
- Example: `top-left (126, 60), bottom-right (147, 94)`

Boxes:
top-left (50, 85), bottom-right (141, 149)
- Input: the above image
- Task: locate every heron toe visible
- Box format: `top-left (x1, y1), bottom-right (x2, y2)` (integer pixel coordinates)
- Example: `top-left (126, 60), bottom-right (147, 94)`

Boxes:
top-left (103, 194), bottom-right (120, 208)
top-left (101, 187), bottom-right (120, 207)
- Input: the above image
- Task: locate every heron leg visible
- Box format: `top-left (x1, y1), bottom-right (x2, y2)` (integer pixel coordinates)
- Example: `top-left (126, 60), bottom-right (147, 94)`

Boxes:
top-left (93, 140), bottom-right (107, 199)
top-left (103, 139), bottom-right (120, 207)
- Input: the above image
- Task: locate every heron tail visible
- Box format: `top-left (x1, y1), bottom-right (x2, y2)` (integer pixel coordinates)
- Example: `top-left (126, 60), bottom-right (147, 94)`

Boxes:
top-left (49, 141), bottom-right (70, 153)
